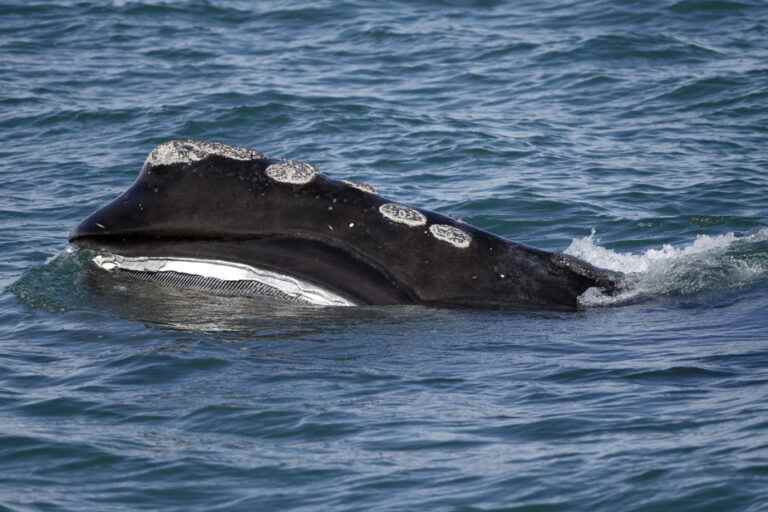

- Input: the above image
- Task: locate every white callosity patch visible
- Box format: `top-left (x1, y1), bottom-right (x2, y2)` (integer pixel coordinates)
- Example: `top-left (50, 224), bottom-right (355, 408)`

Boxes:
top-left (92, 254), bottom-right (355, 307)
top-left (144, 140), bottom-right (264, 168)
top-left (342, 180), bottom-right (377, 194)
top-left (429, 224), bottom-right (472, 248)
top-left (265, 160), bottom-right (318, 185)
top-left (379, 203), bottom-right (427, 227)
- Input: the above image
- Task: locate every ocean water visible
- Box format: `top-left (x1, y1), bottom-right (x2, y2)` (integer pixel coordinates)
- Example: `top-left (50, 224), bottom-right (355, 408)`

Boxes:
top-left (2, 0), bottom-right (768, 510)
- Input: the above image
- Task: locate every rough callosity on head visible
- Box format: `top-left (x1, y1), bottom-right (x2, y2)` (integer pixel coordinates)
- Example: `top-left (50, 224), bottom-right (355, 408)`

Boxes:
top-left (429, 224), bottom-right (472, 248)
top-left (378, 203), bottom-right (427, 227)
top-left (144, 140), bottom-right (265, 168)
top-left (265, 160), bottom-right (319, 185)
top-left (342, 180), bottom-right (377, 194)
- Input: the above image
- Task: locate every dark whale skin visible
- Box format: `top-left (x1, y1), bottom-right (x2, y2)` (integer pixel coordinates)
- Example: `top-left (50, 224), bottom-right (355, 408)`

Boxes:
top-left (70, 141), bottom-right (618, 310)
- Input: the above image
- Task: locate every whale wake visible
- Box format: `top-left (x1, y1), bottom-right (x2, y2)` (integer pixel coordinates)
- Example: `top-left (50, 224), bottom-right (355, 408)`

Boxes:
top-left (568, 229), bottom-right (768, 306)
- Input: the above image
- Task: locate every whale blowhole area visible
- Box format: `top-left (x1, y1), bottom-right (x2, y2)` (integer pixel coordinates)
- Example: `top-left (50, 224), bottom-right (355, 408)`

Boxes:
top-left (144, 140), bottom-right (266, 168)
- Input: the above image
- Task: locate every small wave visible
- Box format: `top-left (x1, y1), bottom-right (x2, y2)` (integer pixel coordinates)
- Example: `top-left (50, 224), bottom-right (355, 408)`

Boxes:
top-left (670, 0), bottom-right (751, 15)
top-left (566, 229), bottom-right (768, 306)
top-left (537, 32), bottom-right (721, 65)
top-left (624, 366), bottom-right (734, 380)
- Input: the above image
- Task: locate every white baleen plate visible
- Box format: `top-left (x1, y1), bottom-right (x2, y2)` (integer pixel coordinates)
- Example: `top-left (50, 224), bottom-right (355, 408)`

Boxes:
top-left (145, 140), bottom-right (264, 168)
top-left (92, 254), bottom-right (354, 307)
top-left (265, 160), bottom-right (318, 185)
top-left (429, 224), bottom-right (472, 248)
top-left (379, 203), bottom-right (427, 227)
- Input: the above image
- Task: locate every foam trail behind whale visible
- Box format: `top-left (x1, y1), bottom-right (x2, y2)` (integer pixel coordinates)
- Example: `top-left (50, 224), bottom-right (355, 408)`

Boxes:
top-left (567, 228), bottom-right (768, 306)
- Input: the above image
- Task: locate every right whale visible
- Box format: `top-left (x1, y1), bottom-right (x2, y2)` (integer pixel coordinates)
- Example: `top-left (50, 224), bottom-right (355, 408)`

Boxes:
top-left (69, 140), bottom-right (620, 310)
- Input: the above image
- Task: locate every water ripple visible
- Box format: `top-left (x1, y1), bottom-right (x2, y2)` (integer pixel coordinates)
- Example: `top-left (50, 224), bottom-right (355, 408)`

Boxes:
top-left (2, 0), bottom-right (768, 510)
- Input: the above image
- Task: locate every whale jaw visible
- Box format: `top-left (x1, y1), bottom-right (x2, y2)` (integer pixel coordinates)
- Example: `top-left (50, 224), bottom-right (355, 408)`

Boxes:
top-left (91, 253), bottom-right (356, 307)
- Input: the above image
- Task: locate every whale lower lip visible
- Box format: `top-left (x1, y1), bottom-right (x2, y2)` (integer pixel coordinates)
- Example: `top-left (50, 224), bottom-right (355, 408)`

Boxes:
top-left (91, 253), bottom-right (356, 307)
top-left (73, 236), bottom-right (414, 306)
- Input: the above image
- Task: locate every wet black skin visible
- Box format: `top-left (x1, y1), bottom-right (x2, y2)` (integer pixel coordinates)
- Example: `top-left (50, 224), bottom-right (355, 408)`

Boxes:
top-left (70, 153), bottom-right (618, 310)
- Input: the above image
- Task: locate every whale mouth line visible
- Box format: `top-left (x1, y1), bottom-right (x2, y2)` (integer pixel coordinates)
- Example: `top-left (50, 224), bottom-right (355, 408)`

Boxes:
top-left (91, 253), bottom-right (357, 307)
top-left (71, 234), bottom-right (418, 307)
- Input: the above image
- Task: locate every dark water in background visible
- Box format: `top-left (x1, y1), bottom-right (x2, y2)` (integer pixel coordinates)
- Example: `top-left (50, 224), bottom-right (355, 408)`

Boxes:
top-left (2, 0), bottom-right (768, 510)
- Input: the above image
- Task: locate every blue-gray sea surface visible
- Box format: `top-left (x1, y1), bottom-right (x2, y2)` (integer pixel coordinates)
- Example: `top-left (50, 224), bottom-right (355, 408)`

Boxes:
top-left (2, 1), bottom-right (768, 510)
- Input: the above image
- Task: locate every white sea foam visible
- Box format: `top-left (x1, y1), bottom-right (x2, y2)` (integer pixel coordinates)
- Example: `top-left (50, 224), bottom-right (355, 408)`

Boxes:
top-left (566, 229), bottom-right (768, 306)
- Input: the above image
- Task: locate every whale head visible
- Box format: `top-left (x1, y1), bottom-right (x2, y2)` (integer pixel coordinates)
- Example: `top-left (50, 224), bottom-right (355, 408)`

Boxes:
top-left (71, 140), bottom-right (619, 310)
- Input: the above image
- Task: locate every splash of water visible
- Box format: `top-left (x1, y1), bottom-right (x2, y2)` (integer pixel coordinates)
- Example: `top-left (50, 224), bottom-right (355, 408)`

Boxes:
top-left (567, 229), bottom-right (768, 306)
